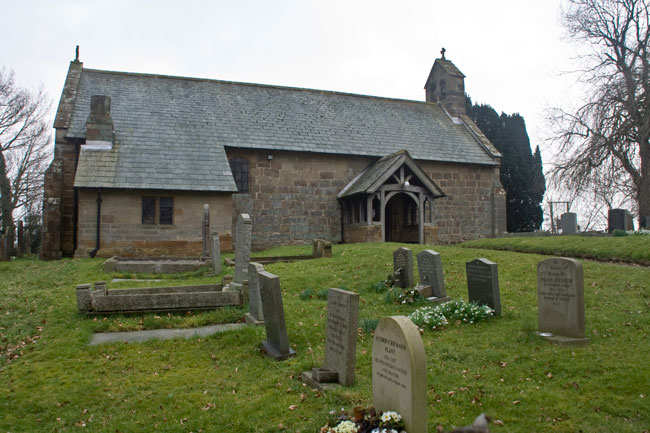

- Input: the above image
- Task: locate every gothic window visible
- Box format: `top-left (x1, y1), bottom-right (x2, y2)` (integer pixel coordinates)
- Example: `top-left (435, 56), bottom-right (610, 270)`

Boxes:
top-left (229, 157), bottom-right (249, 193)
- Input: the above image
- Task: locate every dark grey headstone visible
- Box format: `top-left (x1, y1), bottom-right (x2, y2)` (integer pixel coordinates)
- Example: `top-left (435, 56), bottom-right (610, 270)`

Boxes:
top-left (537, 258), bottom-right (589, 345)
top-left (259, 270), bottom-right (295, 360)
top-left (233, 213), bottom-right (252, 286)
top-left (245, 262), bottom-right (265, 325)
top-left (393, 247), bottom-right (414, 288)
top-left (608, 208), bottom-right (634, 232)
top-left (466, 258), bottom-right (501, 315)
top-left (416, 250), bottom-right (446, 298)
top-left (201, 204), bottom-right (210, 260)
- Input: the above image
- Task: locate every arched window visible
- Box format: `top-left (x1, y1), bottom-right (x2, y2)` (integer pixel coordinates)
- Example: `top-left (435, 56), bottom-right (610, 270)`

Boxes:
top-left (229, 157), bottom-right (249, 193)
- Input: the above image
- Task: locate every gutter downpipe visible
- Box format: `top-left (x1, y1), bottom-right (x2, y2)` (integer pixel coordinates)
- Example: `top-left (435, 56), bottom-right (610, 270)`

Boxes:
top-left (90, 188), bottom-right (102, 258)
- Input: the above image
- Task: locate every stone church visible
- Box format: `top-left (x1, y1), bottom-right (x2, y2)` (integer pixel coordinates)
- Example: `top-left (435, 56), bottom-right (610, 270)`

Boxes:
top-left (41, 51), bottom-right (506, 259)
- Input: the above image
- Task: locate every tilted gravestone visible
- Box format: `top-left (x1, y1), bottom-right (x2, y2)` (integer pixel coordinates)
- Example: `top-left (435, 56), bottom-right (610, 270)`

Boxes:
top-left (302, 288), bottom-right (359, 390)
top-left (392, 247), bottom-right (414, 288)
top-left (231, 213), bottom-right (252, 292)
top-left (416, 250), bottom-right (449, 303)
top-left (608, 208), bottom-right (634, 233)
top-left (537, 258), bottom-right (589, 346)
top-left (372, 316), bottom-right (427, 433)
top-left (245, 262), bottom-right (266, 325)
top-left (259, 270), bottom-right (296, 360)
top-left (466, 258), bottom-right (501, 315)
top-left (560, 212), bottom-right (578, 234)
top-left (211, 232), bottom-right (221, 274)
top-left (312, 239), bottom-right (332, 258)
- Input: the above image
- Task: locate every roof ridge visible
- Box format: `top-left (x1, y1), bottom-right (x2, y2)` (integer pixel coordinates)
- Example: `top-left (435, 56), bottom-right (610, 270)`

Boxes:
top-left (81, 67), bottom-right (436, 107)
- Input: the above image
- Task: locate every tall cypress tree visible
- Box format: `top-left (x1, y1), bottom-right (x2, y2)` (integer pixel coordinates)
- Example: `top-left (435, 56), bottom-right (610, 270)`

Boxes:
top-left (467, 98), bottom-right (546, 232)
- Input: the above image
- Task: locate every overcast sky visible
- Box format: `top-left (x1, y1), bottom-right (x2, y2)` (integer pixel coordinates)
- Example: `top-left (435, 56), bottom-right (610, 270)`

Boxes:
top-left (3, 0), bottom-right (577, 177)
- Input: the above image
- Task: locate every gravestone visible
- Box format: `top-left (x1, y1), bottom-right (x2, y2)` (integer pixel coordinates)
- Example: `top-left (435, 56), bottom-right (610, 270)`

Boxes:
top-left (16, 220), bottom-right (25, 257)
top-left (231, 213), bottom-right (252, 292)
top-left (201, 204), bottom-right (210, 261)
top-left (245, 262), bottom-right (265, 325)
top-left (416, 250), bottom-right (449, 303)
top-left (559, 212), bottom-right (578, 234)
top-left (211, 232), bottom-right (221, 274)
top-left (302, 288), bottom-right (359, 390)
top-left (392, 247), bottom-right (414, 288)
top-left (372, 316), bottom-right (427, 433)
top-left (608, 208), bottom-right (634, 233)
top-left (312, 239), bottom-right (332, 258)
top-left (0, 234), bottom-right (8, 262)
top-left (259, 270), bottom-right (295, 360)
top-left (537, 258), bottom-right (589, 345)
top-left (466, 258), bottom-right (501, 315)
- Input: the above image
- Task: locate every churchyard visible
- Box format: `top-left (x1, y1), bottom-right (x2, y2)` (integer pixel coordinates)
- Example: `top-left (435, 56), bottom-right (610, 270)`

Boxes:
top-left (1, 240), bottom-right (649, 432)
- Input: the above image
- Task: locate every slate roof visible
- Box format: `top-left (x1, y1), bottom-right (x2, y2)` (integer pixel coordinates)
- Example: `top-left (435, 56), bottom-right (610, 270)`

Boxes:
top-left (66, 68), bottom-right (500, 191)
top-left (338, 150), bottom-right (445, 198)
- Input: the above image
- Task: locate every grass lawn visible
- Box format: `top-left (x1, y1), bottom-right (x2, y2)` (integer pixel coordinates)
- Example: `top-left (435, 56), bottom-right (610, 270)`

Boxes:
top-left (1, 242), bottom-right (649, 432)
top-left (460, 234), bottom-right (650, 265)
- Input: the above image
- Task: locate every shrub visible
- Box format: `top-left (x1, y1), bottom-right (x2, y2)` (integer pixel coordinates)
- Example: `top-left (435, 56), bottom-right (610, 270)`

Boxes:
top-left (299, 288), bottom-right (313, 300)
top-left (316, 289), bottom-right (329, 300)
top-left (613, 229), bottom-right (629, 237)
top-left (360, 318), bottom-right (379, 334)
top-left (409, 299), bottom-right (493, 331)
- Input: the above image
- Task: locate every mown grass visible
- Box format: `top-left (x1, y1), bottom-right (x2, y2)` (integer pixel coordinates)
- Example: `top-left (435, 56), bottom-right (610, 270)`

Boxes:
top-left (1, 243), bottom-right (649, 432)
top-left (461, 234), bottom-right (650, 264)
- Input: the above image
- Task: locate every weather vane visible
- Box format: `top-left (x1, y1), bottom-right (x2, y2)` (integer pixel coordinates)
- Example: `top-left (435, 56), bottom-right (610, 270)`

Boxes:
top-left (440, 47), bottom-right (446, 60)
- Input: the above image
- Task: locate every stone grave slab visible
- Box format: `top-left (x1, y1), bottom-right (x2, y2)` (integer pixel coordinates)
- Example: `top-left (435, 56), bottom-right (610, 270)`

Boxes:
top-left (372, 316), bottom-right (427, 433)
top-left (259, 270), bottom-right (296, 360)
top-left (537, 258), bottom-right (589, 346)
top-left (302, 288), bottom-right (359, 390)
top-left (416, 250), bottom-right (449, 303)
top-left (245, 262), bottom-right (266, 326)
top-left (393, 247), bottom-right (414, 288)
top-left (466, 258), bottom-right (501, 315)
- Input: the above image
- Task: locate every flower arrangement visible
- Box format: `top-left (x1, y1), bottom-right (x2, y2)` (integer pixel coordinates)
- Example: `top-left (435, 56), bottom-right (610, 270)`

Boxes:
top-left (321, 407), bottom-right (406, 433)
top-left (409, 299), bottom-right (493, 331)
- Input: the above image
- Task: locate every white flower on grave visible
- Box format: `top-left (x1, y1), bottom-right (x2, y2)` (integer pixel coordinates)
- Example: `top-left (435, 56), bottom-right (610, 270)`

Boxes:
top-left (333, 420), bottom-right (358, 433)
top-left (380, 411), bottom-right (402, 424)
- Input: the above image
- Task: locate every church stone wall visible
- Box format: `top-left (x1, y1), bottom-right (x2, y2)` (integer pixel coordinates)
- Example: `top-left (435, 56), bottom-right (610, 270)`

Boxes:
top-left (75, 189), bottom-right (232, 258)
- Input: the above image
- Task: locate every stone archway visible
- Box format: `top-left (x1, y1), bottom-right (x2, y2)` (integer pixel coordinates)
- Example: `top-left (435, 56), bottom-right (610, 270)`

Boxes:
top-left (384, 192), bottom-right (420, 243)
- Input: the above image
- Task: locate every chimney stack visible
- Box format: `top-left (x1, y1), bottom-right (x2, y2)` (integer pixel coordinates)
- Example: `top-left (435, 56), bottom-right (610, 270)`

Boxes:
top-left (85, 95), bottom-right (113, 147)
top-left (424, 51), bottom-right (466, 118)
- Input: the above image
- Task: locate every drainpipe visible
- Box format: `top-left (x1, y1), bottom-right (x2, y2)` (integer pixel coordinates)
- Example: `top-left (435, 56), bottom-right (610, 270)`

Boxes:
top-left (90, 188), bottom-right (102, 258)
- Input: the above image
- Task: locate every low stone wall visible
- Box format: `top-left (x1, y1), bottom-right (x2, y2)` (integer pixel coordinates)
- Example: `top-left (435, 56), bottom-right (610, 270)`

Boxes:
top-left (343, 224), bottom-right (382, 244)
top-left (76, 282), bottom-right (241, 314)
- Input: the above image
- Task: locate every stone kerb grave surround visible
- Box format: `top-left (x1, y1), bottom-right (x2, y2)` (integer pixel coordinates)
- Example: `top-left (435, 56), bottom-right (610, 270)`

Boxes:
top-left (372, 316), bottom-right (427, 433)
top-left (416, 250), bottom-right (450, 303)
top-left (466, 258), bottom-right (501, 315)
top-left (231, 213), bottom-right (252, 292)
top-left (302, 288), bottom-right (359, 390)
top-left (245, 262), bottom-right (266, 326)
top-left (259, 270), bottom-right (296, 360)
top-left (537, 258), bottom-right (589, 346)
top-left (393, 247), bottom-right (414, 288)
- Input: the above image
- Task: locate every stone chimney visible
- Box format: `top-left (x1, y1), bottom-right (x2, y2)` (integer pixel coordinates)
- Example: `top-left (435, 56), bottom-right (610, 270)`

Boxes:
top-left (424, 51), bottom-right (466, 118)
top-left (85, 95), bottom-right (113, 148)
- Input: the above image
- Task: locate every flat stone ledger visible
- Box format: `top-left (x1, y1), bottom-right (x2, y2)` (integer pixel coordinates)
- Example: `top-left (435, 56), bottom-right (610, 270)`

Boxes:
top-left (393, 247), bottom-right (414, 288)
top-left (302, 288), bottom-right (359, 390)
top-left (372, 316), bottom-right (427, 433)
top-left (537, 258), bottom-right (589, 345)
top-left (259, 270), bottom-right (295, 360)
top-left (416, 250), bottom-right (449, 302)
top-left (211, 232), bottom-right (221, 274)
top-left (245, 262), bottom-right (265, 326)
top-left (466, 258), bottom-right (501, 315)
top-left (233, 213), bottom-right (252, 285)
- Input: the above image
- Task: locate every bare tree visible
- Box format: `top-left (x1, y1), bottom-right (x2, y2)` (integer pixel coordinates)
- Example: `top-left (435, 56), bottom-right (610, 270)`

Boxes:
top-left (550, 0), bottom-right (650, 228)
top-left (0, 67), bottom-right (51, 244)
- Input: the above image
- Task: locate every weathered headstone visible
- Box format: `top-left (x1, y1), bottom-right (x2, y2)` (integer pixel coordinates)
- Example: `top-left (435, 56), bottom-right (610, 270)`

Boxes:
top-left (608, 208), bottom-right (634, 233)
top-left (392, 247), bottom-right (414, 288)
top-left (231, 213), bottom-right (252, 291)
top-left (372, 316), bottom-right (427, 433)
top-left (302, 288), bottom-right (359, 390)
top-left (537, 258), bottom-right (589, 345)
top-left (201, 204), bottom-right (210, 260)
top-left (559, 212), bottom-right (578, 234)
top-left (416, 250), bottom-right (449, 302)
top-left (0, 233), bottom-right (8, 262)
top-left (466, 258), bottom-right (501, 315)
top-left (245, 262), bottom-right (266, 325)
top-left (312, 239), bottom-right (332, 258)
top-left (211, 232), bottom-right (221, 274)
top-left (16, 220), bottom-right (25, 257)
top-left (76, 283), bottom-right (93, 312)
top-left (259, 270), bottom-right (295, 360)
